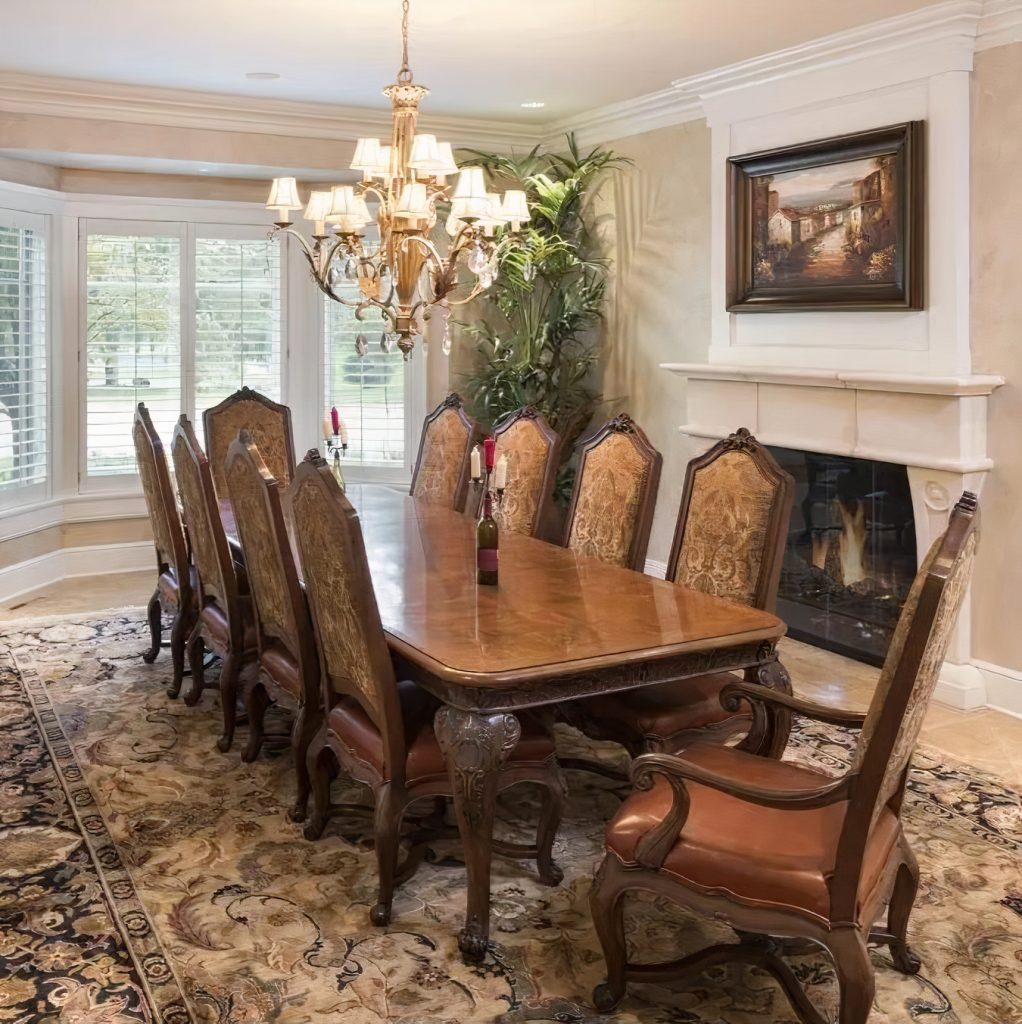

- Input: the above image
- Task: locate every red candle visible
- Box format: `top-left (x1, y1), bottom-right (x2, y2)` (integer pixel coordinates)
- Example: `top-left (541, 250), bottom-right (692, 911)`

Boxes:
top-left (330, 406), bottom-right (340, 435)
top-left (483, 436), bottom-right (496, 470)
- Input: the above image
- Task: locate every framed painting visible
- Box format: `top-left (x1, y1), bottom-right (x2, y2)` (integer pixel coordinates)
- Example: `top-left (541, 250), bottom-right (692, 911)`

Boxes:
top-left (726, 122), bottom-right (924, 311)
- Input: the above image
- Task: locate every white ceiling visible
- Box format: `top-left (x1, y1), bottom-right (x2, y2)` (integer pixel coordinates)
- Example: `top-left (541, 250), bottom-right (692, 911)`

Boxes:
top-left (0, 0), bottom-right (941, 122)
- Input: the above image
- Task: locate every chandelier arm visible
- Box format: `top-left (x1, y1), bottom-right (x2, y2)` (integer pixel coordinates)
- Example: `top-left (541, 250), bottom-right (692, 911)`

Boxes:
top-left (400, 233), bottom-right (445, 273)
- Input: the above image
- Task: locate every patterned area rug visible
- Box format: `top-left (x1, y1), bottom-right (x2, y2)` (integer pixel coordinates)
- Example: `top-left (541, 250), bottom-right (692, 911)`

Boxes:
top-left (1, 609), bottom-right (1021, 1024)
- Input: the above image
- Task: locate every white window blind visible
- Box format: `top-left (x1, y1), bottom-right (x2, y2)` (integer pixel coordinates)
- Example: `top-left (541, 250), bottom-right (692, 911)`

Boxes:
top-left (0, 216), bottom-right (47, 495)
top-left (194, 235), bottom-right (281, 444)
top-left (323, 290), bottom-right (406, 466)
top-left (85, 233), bottom-right (181, 475)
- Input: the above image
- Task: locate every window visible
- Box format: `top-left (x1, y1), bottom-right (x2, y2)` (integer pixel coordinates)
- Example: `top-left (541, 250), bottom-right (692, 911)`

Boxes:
top-left (85, 232), bottom-right (181, 475)
top-left (83, 224), bottom-right (282, 479)
top-left (0, 213), bottom-right (47, 498)
top-left (194, 234), bottom-right (281, 444)
top-left (323, 290), bottom-right (407, 467)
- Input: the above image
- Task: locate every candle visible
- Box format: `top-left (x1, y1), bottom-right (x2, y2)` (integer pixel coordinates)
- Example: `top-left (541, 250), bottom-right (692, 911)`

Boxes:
top-left (338, 417), bottom-right (349, 446)
top-left (470, 445), bottom-right (481, 480)
top-left (330, 406), bottom-right (341, 436)
top-left (323, 414), bottom-right (333, 439)
top-left (483, 436), bottom-right (496, 470)
top-left (494, 453), bottom-right (508, 490)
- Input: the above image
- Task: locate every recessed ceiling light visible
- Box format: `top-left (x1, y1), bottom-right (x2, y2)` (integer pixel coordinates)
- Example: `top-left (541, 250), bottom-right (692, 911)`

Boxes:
top-left (520, 101), bottom-right (545, 109)
top-left (245, 71), bottom-right (280, 80)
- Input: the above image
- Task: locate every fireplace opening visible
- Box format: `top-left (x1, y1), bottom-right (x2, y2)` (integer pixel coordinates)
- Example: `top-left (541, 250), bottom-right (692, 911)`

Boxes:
top-left (768, 447), bottom-right (917, 666)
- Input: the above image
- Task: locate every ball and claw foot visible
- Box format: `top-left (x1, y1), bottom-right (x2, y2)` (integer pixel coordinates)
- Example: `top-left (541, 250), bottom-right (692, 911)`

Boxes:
top-left (142, 647), bottom-right (159, 665)
top-left (458, 930), bottom-right (490, 963)
top-left (592, 982), bottom-right (624, 1013)
top-left (216, 734), bottom-right (232, 754)
top-left (286, 801), bottom-right (308, 825)
top-left (370, 902), bottom-right (392, 926)
top-left (539, 861), bottom-right (564, 887)
top-left (302, 816), bottom-right (327, 841)
top-left (892, 944), bottom-right (921, 975)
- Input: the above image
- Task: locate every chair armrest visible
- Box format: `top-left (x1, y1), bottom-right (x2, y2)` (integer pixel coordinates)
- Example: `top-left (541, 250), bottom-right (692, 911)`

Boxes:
top-left (721, 681), bottom-right (867, 729)
top-left (628, 752), bottom-right (853, 869)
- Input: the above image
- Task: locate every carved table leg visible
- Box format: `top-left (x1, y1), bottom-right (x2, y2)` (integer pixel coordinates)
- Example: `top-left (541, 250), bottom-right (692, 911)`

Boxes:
top-left (434, 706), bottom-right (521, 963)
top-left (739, 648), bottom-right (793, 760)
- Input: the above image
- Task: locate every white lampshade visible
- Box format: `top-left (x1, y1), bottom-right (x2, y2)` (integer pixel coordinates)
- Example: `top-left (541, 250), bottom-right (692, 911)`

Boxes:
top-left (482, 193), bottom-right (509, 227)
top-left (266, 177), bottom-right (302, 212)
top-left (445, 211), bottom-right (465, 236)
top-left (351, 138), bottom-right (382, 173)
top-left (373, 146), bottom-right (394, 178)
top-left (434, 142), bottom-right (459, 177)
top-left (396, 182), bottom-right (430, 217)
top-left (500, 190), bottom-right (530, 228)
top-left (452, 195), bottom-right (490, 221)
top-left (453, 166), bottom-right (488, 200)
top-left (352, 195), bottom-right (372, 224)
top-left (327, 185), bottom-right (359, 219)
top-left (304, 190), bottom-right (332, 224)
top-left (408, 133), bottom-right (441, 171)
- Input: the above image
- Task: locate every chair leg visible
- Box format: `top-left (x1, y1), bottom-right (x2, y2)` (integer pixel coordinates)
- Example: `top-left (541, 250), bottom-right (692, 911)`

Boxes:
top-left (886, 847), bottom-right (921, 975)
top-left (287, 706), bottom-right (319, 824)
top-left (167, 608), bottom-right (189, 699)
top-left (370, 781), bottom-right (405, 927)
top-left (184, 629), bottom-right (206, 707)
top-left (216, 651), bottom-right (240, 753)
top-left (825, 927), bottom-right (875, 1024)
top-left (142, 588), bottom-right (161, 664)
top-left (302, 728), bottom-right (333, 841)
top-left (589, 855), bottom-right (630, 1012)
top-left (535, 775), bottom-right (566, 887)
top-left (241, 682), bottom-right (271, 763)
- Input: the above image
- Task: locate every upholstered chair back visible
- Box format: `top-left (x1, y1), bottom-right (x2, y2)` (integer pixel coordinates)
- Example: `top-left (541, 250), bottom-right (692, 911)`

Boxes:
top-left (224, 431), bottom-right (312, 677)
top-left (409, 393), bottom-right (476, 512)
top-left (203, 387), bottom-right (295, 498)
top-left (668, 428), bottom-right (793, 611)
top-left (133, 402), bottom-right (189, 588)
top-left (171, 415), bottom-right (235, 610)
top-left (290, 451), bottom-right (407, 779)
top-left (492, 406), bottom-right (560, 538)
top-left (564, 414), bottom-right (662, 571)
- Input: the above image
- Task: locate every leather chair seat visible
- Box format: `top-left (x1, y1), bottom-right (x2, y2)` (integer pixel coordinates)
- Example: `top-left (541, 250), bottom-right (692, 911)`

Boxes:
top-left (259, 641), bottom-right (302, 700)
top-left (200, 597), bottom-right (256, 653)
top-left (606, 742), bottom-right (902, 922)
top-left (328, 688), bottom-right (556, 784)
top-left (580, 672), bottom-right (745, 738)
top-left (157, 565), bottom-right (198, 606)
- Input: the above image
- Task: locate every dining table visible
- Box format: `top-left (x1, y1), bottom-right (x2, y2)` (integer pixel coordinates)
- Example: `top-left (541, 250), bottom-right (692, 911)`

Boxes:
top-left (221, 482), bottom-right (789, 962)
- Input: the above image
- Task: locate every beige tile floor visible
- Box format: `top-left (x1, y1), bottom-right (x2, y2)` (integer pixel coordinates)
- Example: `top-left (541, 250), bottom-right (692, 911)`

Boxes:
top-left (4, 571), bottom-right (1022, 790)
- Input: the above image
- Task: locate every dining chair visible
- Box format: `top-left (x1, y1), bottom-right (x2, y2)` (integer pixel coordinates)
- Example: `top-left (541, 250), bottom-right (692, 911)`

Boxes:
top-left (568, 428), bottom-right (794, 756)
top-left (223, 431), bottom-right (321, 822)
top-left (133, 402), bottom-right (194, 698)
top-left (291, 450), bottom-right (566, 925)
top-left (409, 392), bottom-right (477, 512)
top-left (202, 386), bottom-right (296, 498)
top-left (563, 413), bottom-right (662, 571)
top-left (589, 492), bottom-right (980, 1024)
top-left (171, 414), bottom-right (257, 751)
top-left (490, 405), bottom-right (561, 538)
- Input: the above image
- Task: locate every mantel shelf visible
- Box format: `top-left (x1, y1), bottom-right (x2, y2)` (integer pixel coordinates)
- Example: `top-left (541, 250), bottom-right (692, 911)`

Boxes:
top-left (660, 363), bottom-right (1005, 397)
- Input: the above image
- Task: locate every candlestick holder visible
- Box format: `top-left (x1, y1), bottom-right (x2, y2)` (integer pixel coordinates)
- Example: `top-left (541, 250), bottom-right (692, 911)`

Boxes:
top-left (324, 433), bottom-right (348, 491)
top-left (469, 465), bottom-right (505, 512)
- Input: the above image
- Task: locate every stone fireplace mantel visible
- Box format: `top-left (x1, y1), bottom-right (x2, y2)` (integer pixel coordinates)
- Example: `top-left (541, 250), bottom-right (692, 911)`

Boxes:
top-left (662, 361), bottom-right (1005, 710)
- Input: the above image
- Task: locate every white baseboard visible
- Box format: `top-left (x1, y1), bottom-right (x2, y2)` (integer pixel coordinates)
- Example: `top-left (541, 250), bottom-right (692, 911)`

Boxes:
top-left (933, 661), bottom-right (989, 711)
top-left (974, 659), bottom-right (1022, 720)
top-left (644, 558), bottom-right (667, 579)
top-left (0, 541), bottom-right (154, 605)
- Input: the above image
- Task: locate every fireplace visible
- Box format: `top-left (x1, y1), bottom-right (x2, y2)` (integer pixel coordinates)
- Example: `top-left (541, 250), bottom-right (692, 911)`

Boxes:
top-left (769, 447), bottom-right (917, 666)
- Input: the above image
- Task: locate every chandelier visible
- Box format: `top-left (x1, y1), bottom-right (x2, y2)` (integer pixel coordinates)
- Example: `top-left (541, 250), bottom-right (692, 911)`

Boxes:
top-left (264, 0), bottom-right (529, 359)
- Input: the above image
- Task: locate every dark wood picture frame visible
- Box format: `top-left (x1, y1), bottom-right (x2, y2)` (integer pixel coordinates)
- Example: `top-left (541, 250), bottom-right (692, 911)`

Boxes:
top-left (726, 121), bottom-right (924, 312)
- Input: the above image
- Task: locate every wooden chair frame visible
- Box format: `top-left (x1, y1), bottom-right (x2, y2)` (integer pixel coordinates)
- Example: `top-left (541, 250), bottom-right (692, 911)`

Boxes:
top-left (172, 414), bottom-right (257, 751)
top-left (563, 413), bottom-right (662, 572)
top-left (590, 493), bottom-right (980, 1024)
top-left (409, 392), bottom-right (479, 513)
top-left (202, 386), bottom-right (296, 497)
top-left (489, 405), bottom-right (562, 539)
top-left (224, 433), bottom-right (322, 822)
top-left (134, 403), bottom-right (195, 696)
top-left (294, 451), bottom-right (565, 926)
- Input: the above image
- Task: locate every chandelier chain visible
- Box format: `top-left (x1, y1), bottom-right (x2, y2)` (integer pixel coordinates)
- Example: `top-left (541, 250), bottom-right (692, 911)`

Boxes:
top-left (398, 0), bottom-right (413, 83)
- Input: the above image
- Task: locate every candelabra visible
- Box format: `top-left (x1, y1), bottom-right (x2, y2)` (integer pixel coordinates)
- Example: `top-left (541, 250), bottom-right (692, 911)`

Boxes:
top-left (324, 432), bottom-right (348, 492)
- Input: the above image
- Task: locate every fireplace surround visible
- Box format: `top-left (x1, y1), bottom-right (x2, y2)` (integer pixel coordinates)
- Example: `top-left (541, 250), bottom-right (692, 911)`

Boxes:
top-left (662, 363), bottom-right (1003, 709)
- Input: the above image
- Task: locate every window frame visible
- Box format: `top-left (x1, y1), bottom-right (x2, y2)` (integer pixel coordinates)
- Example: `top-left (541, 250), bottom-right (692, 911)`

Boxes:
top-left (0, 206), bottom-right (51, 509)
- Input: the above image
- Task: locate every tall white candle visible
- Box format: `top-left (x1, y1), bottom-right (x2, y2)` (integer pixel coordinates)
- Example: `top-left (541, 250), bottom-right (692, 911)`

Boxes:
top-left (323, 414), bottom-right (333, 439)
top-left (494, 453), bottom-right (508, 490)
top-left (470, 445), bottom-right (481, 480)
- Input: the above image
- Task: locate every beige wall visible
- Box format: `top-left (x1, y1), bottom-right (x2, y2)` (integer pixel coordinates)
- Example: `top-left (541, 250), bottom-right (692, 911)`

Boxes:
top-left (596, 121), bottom-right (712, 565)
top-left (0, 516), bottom-right (151, 570)
top-left (970, 43), bottom-right (1022, 672)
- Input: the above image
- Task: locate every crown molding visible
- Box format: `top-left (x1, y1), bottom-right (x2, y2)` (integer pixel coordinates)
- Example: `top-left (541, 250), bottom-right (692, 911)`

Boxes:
top-left (976, 0), bottom-right (1022, 49)
top-left (0, 72), bottom-right (539, 152)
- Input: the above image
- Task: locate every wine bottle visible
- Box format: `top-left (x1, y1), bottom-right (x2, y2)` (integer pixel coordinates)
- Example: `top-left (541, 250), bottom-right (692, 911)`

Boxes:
top-left (331, 448), bottom-right (346, 492)
top-left (476, 489), bottom-right (499, 586)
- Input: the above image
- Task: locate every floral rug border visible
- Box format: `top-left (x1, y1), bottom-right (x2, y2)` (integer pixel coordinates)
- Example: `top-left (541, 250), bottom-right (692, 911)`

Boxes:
top-left (10, 645), bottom-right (195, 1023)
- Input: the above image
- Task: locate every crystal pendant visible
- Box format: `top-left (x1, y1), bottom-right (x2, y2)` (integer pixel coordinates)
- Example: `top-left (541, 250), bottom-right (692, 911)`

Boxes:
top-left (380, 332), bottom-right (394, 353)
top-left (355, 333), bottom-right (369, 357)
top-left (344, 257), bottom-right (358, 281)
top-left (468, 244), bottom-right (488, 275)
top-left (328, 266), bottom-right (342, 286)
top-left (441, 320), bottom-right (452, 356)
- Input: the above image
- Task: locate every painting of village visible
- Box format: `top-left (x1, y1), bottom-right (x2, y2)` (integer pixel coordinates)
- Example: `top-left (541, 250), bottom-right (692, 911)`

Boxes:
top-left (750, 154), bottom-right (898, 289)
